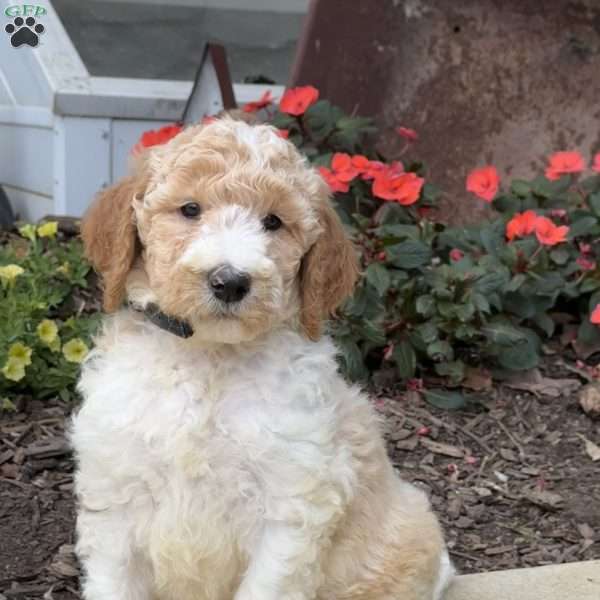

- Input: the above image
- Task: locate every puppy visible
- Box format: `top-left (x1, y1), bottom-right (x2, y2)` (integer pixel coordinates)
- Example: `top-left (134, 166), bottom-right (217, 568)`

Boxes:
top-left (72, 118), bottom-right (453, 600)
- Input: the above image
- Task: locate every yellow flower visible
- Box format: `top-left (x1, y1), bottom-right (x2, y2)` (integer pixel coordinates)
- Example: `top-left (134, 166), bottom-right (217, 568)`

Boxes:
top-left (37, 319), bottom-right (58, 345)
top-left (1, 397), bottom-right (16, 412)
top-left (8, 342), bottom-right (32, 366)
top-left (63, 338), bottom-right (89, 363)
top-left (18, 224), bottom-right (36, 241)
top-left (56, 262), bottom-right (71, 277)
top-left (1, 357), bottom-right (26, 382)
top-left (37, 221), bottom-right (58, 238)
top-left (0, 264), bottom-right (24, 284)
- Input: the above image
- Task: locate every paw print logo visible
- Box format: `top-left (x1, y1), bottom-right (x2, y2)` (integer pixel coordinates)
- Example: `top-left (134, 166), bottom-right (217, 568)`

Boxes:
top-left (5, 16), bottom-right (45, 48)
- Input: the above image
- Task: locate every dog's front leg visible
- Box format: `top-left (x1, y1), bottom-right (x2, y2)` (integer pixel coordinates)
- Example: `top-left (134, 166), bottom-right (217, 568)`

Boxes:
top-left (235, 498), bottom-right (340, 600)
top-left (77, 508), bottom-right (153, 600)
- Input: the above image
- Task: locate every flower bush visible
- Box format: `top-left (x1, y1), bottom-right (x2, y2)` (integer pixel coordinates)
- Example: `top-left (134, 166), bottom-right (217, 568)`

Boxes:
top-left (241, 89), bottom-right (600, 402)
top-left (0, 222), bottom-right (99, 406)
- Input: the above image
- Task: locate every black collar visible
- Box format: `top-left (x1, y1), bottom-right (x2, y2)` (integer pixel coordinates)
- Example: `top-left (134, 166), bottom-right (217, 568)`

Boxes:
top-left (130, 302), bottom-right (194, 339)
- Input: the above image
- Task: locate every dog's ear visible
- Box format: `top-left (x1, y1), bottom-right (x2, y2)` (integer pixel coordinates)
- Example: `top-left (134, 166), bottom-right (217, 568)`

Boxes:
top-left (300, 199), bottom-right (359, 341)
top-left (81, 175), bottom-right (144, 312)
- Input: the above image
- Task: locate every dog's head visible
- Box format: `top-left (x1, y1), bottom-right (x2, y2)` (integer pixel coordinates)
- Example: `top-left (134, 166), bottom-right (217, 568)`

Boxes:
top-left (82, 118), bottom-right (358, 343)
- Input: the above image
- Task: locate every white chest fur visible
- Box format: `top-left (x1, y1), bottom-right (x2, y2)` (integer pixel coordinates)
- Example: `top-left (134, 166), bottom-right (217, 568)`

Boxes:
top-left (72, 311), bottom-right (364, 599)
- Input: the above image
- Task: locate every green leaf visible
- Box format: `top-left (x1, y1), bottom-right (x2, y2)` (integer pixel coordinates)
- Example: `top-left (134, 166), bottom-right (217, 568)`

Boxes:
top-left (492, 195), bottom-right (521, 214)
top-left (474, 270), bottom-right (509, 295)
top-left (387, 240), bottom-right (432, 269)
top-left (588, 192), bottom-right (600, 217)
top-left (479, 222), bottom-right (506, 256)
top-left (414, 321), bottom-right (438, 345)
top-left (427, 340), bottom-right (454, 361)
top-left (549, 248), bottom-right (570, 265)
top-left (496, 329), bottom-right (540, 371)
top-left (568, 216), bottom-right (598, 239)
top-left (533, 312), bottom-right (555, 337)
top-left (416, 295), bottom-right (436, 317)
top-left (365, 263), bottom-right (391, 296)
top-left (505, 273), bottom-right (527, 292)
top-left (393, 340), bottom-right (416, 379)
top-left (336, 337), bottom-right (368, 381)
top-left (510, 179), bottom-right (532, 198)
top-left (435, 360), bottom-right (465, 383)
top-left (424, 389), bottom-right (467, 411)
top-left (421, 182), bottom-right (441, 204)
top-left (482, 320), bottom-right (528, 345)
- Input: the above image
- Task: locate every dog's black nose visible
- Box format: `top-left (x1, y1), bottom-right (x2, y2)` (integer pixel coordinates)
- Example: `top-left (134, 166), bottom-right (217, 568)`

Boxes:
top-left (208, 265), bottom-right (251, 303)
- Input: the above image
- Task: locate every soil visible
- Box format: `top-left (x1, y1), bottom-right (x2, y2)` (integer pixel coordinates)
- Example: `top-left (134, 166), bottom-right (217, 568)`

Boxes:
top-left (1, 361), bottom-right (599, 599)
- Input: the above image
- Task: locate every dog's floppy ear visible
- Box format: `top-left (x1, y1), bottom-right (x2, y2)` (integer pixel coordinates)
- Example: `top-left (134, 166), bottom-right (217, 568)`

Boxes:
top-left (81, 175), bottom-right (144, 312)
top-left (300, 199), bottom-right (360, 341)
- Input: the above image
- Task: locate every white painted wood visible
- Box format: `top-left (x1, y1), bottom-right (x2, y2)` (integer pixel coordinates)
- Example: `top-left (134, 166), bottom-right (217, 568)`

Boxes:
top-left (2, 184), bottom-right (53, 223)
top-left (55, 76), bottom-right (192, 120)
top-left (55, 78), bottom-right (284, 120)
top-left (111, 119), bottom-right (171, 181)
top-left (183, 49), bottom-right (225, 125)
top-left (0, 67), bottom-right (16, 105)
top-left (0, 123), bottom-right (54, 195)
top-left (0, 106), bottom-right (53, 127)
top-left (53, 116), bottom-right (111, 216)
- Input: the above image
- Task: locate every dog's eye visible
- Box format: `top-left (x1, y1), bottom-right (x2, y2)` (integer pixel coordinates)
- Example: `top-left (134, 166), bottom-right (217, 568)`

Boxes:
top-left (180, 202), bottom-right (201, 219)
top-left (262, 214), bottom-right (282, 231)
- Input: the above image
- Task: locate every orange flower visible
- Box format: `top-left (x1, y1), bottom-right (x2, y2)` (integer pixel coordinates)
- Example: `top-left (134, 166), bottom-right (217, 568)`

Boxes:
top-left (318, 167), bottom-right (349, 193)
top-left (372, 171), bottom-right (424, 205)
top-left (534, 216), bottom-right (569, 246)
top-left (506, 210), bottom-right (538, 241)
top-left (591, 304), bottom-right (600, 325)
top-left (279, 85), bottom-right (319, 116)
top-left (593, 152), bottom-right (600, 173)
top-left (243, 90), bottom-right (273, 113)
top-left (331, 153), bottom-right (360, 182)
top-left (466, 166), bottom-right (499, 202)
top-left (545, 151), bottom-right (585, 180)
top-left (277, 129), bottom-right (290, 139)
top-left (396, 126), bottom-right (418, 142)
top-left (359, 160), bottom-right (387, 180)
top-left (133, 124), bottom-right (183, 153)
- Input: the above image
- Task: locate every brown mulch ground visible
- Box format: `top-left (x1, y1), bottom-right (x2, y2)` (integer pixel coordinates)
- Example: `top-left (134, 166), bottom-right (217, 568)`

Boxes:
top-left (1, 362), bottom-right (599, 599)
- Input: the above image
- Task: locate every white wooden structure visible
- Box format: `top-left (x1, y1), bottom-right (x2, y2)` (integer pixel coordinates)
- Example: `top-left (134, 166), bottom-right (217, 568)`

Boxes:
top-left (0, 0), bottom-right (284, 220)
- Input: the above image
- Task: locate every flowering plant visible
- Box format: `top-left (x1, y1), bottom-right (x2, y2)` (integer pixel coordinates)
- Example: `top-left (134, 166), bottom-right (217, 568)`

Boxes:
top-left (0, 222), bottom-right (99, 405)
top-left (133, 89), bottom-right (600, 407)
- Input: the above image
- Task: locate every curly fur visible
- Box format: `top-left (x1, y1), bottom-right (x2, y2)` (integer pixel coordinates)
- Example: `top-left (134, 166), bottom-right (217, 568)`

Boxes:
top-left (72, 118), bottom-right (453, 600)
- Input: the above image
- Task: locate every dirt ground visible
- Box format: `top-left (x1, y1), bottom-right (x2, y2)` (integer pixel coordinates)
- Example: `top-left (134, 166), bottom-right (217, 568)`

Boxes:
top-left (1, 360), bottom-right (599, 599)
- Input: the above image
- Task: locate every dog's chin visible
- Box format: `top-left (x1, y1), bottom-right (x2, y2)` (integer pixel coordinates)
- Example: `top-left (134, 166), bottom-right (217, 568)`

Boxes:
top-left (190, 313), bottom-right (275, 345)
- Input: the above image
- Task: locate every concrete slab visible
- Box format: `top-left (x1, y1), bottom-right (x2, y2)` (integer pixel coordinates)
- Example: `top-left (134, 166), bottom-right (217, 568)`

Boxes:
top-left (445, 561), bottom-right (600, 600)
top-left (52, 0), bottom-right (304, 84)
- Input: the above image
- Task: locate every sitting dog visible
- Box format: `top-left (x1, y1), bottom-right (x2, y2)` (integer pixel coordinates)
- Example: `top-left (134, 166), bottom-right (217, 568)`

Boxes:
top-left (72, 117), bottom-right (453, 600)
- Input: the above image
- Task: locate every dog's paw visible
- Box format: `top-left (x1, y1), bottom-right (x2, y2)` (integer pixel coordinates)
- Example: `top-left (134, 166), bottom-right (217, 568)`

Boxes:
top-left (4, 16), bottom-right (44, 47)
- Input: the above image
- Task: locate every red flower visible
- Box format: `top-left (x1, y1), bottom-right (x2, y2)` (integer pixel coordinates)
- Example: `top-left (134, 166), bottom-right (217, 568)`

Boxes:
top-left (242, 90), bottom-right (273, 113)
top-left (331, 153), bottom-right (360, 182)
top-left (277, 129), bottom-right (290, 139)
top-left (201, 116), bottom-right (216, 125)
top-left (450, 249), bottom-right (464, 262)
top-left (396, 126), bottom-right (418, 142)
top-left (591, 304), bottom-right (600, 325)
top-left (133, 124), bottom-right (183, 153)
top-left (534, 216), bottom-right (569, 246)
top-left (506, 210), bottom-right (538, 241)
top-left (580, 242), bottom-right (592, 254)
top-left (466, 166), bottom-right (500, 202)
top-left (376, 251), bottom-right (387, 262)
top-left (545, 151), bottom-right (585, 180)
top-left (593, 152), bottom-right (600, 174)
top-left (279, 85), bottom-right (319, 116)
top-left (318, 167), bottom-right (349, 193)
top-left (577, 256), bottom-right (596, 271)
top-left (372, 171), bottom-right (424, 205)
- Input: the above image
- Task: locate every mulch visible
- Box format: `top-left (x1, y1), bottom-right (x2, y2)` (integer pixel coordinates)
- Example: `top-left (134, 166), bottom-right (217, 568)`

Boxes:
top-left (1, 359), bottom-right (599, 599)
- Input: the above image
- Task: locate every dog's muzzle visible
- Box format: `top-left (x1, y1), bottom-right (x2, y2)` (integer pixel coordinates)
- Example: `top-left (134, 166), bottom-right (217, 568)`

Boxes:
top-left (208, 264), bottom-right (251, 304)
